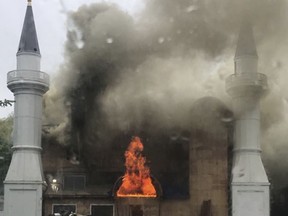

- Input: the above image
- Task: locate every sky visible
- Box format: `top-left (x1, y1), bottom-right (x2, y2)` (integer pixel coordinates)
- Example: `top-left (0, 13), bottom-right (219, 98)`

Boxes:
top-left (0, 0), bottom-right (144, 118)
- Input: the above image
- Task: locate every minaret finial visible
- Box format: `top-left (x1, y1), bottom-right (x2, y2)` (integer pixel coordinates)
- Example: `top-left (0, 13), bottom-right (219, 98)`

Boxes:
top-left (28, 0), bottom-right (32, 6)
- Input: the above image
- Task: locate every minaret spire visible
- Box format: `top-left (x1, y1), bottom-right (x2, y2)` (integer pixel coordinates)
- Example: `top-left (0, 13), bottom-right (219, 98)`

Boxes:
top-left (235, 20), bottom-right (258, 58)
top-left (18, 0), bottom-right (40, 55)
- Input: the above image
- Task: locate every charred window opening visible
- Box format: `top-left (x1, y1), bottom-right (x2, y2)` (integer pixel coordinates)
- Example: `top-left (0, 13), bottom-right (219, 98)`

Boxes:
top-left (63, 175), bottom-right (86, 191)
top-left (53, 204), bottom-right (76, 215)
top-left (91, 205), bottom-right (114, 216)
top-left (145, 134), bottom-right (190, 199)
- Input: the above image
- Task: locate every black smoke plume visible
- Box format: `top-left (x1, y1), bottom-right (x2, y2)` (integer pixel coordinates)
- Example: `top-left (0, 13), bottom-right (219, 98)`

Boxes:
top-left (43, 0), bottom-right (288, 198)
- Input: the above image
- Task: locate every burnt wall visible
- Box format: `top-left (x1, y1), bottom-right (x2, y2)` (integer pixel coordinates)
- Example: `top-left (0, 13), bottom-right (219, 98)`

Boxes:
top-left (189, 97), bottom-right (231, 216)
top-left (42, 96), bottom-right (231, 216)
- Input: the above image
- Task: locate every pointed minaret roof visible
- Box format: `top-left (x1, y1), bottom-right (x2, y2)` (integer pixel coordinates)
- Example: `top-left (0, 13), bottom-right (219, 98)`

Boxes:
top-left (17, 0), bottom-right (40, 55)
top-left (235, 20), bottom-right (257, 58)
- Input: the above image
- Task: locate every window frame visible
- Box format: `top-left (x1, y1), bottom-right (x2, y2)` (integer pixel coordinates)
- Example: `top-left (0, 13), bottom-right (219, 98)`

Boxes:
top-left (63, 174), bottom-right (86, 191)
top-left (52, 204), bottom-right (77, 215)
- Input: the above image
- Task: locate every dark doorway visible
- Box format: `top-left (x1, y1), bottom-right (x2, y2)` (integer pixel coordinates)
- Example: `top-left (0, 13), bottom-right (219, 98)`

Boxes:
top-left (91, 205), bottom-right (113, 216)
top-left (130, 205), bottom-right (143, 216)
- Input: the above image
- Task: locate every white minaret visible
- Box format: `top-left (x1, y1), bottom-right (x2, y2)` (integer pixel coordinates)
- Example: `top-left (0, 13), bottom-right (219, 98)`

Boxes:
top-left (226, 21), bottom-right (270, 216)
top-left (4, 1), bottom-right (49, 216)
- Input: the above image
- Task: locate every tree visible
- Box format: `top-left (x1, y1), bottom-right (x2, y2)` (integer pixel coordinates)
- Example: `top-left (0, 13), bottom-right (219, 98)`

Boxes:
top-left (0, 116), bottom-right (13, 195)
top-left (0, 100), bottom-right (14, 107)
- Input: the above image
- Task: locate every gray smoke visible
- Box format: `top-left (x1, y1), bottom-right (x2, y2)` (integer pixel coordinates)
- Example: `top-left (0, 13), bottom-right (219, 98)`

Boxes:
top-left (43, 0), bottom-right (288, 189)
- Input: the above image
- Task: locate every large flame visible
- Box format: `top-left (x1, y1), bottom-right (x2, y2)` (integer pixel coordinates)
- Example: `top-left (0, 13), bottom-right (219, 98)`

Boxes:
top-left (117, 136), bottom-right (157, 198)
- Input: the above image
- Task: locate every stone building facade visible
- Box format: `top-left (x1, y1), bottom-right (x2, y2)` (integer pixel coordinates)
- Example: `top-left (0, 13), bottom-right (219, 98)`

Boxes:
top-left (42, 97), bottom-right (231, 216)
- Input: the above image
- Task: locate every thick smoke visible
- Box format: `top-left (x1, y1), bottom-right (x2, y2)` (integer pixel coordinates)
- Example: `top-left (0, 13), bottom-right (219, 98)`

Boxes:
top-left (43, 0), bottom-right (288, 189)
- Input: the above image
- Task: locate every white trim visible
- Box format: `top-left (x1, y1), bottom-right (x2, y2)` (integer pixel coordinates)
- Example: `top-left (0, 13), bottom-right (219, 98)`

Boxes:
top-left (52, 204), bottom-right (77, 214)
top-left (90, 204), bottom-right (114, 216)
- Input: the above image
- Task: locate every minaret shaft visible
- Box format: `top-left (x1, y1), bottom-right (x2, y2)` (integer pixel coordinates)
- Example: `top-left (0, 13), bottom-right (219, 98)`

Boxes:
top-left (233, 97), bottom-right (261, 151)
top-left (4, 2), bottom-right (49, 216)
top-left (232, 95), bottom-right (268, 183)
top-left (226, 22), bottom-right (270, 216)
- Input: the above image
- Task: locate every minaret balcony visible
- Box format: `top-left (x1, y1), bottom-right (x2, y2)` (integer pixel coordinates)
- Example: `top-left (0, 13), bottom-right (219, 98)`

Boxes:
top-left (7, 70), bottom-right (49, 93)
top-left (226, 73), bottom-right (268, 97)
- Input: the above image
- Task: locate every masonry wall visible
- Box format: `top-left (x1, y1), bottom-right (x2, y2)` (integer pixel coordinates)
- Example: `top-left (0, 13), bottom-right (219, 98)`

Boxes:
top-left (189, 97), bottom-right (230, 216)
top-left (42, 96), bottom-right (230, 216)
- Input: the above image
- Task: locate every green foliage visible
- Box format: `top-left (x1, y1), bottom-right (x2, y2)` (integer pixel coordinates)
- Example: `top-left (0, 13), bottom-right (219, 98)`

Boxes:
top-left (0, 116), bottom-right (13, 195)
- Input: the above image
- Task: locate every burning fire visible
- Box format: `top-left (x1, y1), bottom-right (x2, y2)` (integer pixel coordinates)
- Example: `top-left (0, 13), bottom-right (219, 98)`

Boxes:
top-left (117, 136), bottom-right (157, 198)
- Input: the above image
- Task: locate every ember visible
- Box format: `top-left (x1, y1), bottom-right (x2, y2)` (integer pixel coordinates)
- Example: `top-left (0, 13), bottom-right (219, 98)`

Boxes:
top-left (117, 136), bottom-right (157, 197)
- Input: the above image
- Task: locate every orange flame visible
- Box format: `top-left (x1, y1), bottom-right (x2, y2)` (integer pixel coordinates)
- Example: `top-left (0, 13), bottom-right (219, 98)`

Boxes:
top-left (117, 136), bottom-right (156, 198)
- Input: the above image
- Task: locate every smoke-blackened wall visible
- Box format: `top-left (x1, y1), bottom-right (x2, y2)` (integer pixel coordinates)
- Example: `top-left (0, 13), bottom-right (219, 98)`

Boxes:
top-left (43, 0), bottom-right (288, 194)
